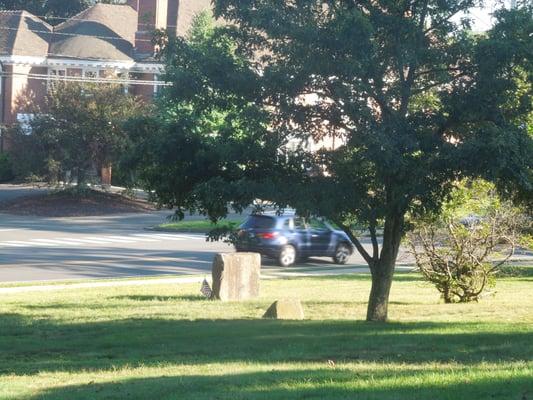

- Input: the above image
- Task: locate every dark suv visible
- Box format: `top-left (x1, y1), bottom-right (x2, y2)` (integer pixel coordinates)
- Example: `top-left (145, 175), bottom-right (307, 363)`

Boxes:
top-left (235, 214), bottom-right (354, 267)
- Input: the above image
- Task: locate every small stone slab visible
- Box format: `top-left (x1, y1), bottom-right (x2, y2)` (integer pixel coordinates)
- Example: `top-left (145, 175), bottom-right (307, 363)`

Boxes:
top-left (211, 252), bottom-right (261, 301)
top-left (263, 299), bottom-right (305, 320)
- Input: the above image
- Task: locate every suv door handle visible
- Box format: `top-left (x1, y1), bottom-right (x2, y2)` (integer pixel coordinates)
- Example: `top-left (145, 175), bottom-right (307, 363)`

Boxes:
top-left (311, 234), bottom-right (319, 238)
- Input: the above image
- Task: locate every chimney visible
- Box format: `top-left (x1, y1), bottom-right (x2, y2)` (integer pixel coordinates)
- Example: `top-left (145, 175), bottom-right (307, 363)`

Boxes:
top-left (167, 0), bottom-right (179, 37)
top-left (134, 0), bottom-right (169, 57)
top-left (127, 0), bottom-right (138, 11)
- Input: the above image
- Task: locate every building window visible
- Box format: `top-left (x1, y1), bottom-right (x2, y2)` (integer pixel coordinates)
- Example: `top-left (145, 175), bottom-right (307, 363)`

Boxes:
top-left (117, 72), bottom-right (129, 94)
top-left (17, 113), bottom-right (34, 135)
top-left (48, 68), bottom-right (66, 90)
top-left (83, 69), bottom-right (98, 80)
top-left (49, 68), bottom-right (66, 77)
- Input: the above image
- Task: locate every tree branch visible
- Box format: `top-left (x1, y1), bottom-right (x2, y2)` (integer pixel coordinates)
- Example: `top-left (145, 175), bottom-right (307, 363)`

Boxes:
top-left (334, 219), bottom-right (374, 267)
top-left (369, 222), bottom-right (380, 261)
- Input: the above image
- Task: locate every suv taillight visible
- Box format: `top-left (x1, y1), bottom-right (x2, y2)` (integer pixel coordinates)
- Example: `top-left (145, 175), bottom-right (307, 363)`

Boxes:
top-left (258, 232), bottom-right (278, 239)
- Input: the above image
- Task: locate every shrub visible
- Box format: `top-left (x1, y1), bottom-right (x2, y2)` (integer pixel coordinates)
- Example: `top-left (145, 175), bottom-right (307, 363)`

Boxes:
top-left (8, 127), bottom-right (48, 181)
top-left (0, 153), bottom-right (14, 182)
top-left (407, 180), bottom-right (527, 303)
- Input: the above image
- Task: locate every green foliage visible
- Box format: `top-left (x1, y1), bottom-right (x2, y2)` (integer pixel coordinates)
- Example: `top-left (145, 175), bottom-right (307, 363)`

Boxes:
top-left (498, 265), bottom-right (533, 278)
top-left (129, 12), bottom-right (281, 219)
top-left (7, 126), bottom-right (48, 181)
top-left (441, 180), bottom-right (501, 220)
top-left (187, 9), bottom-right (216, 44)
top-left (27, 82), bottom-right (144, 186)
top-left (157, 218), bottom-right (244, 233)
top-left (408, 181), bottom-right (525, 303)
top-left (133, 2), bottom-right (533, 321)
top-left (0, 152), bottom-right (14, 182)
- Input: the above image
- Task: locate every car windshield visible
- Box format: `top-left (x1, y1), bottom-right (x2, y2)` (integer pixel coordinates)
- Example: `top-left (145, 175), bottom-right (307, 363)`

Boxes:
top-left (241, 215), bottom-right (277, 229)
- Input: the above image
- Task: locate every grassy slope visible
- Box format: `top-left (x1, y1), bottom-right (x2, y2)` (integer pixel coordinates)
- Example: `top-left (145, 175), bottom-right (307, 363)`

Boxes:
top-left (0, 274), bottom-right (532, 399)
top-left (156, 219), bottom-right (244, 233)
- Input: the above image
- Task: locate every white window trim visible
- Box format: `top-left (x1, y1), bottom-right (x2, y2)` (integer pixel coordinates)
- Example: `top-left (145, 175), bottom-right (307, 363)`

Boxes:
top-left (48, 67), bottom-right (66, 89)
top-left (48, 67), bottom-right (66, 77)
top-left (17, 113), bottom-right (35, 135)
top-left (117, 71), bottom-right (130, 94)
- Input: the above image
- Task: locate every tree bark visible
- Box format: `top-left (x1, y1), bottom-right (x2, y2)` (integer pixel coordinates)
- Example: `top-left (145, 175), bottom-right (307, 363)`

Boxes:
top-left (366, 213), bottom-right (404, 322)
top-left (366, 262), bottom-right (394, 321)
top-left (443, 284), bottom-right (453, 304)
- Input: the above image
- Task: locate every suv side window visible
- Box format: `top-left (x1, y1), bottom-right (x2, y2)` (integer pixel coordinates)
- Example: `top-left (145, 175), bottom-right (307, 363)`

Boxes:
top-left (293, 217), bottom-right (307, 230)
top-left (309, 218), bottom-right (329, 231)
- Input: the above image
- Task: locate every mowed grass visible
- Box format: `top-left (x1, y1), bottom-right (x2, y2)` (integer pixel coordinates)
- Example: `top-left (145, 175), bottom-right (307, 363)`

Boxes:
top-left (0, 274), bottom-right (532, 400)
top-left (156, 218), bottom-right (244, 233)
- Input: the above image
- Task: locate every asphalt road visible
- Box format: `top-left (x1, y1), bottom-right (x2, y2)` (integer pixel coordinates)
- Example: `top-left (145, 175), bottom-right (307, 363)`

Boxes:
top-left (0, 208), bottom-right (378, 283)
top-left (0, 210), bottom-right (226, 282)
top-left (1, 185), bottom-right (530, 283)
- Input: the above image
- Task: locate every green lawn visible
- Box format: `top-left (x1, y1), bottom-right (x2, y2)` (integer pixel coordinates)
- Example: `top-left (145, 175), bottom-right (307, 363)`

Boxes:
top-left (0, 274), bottom-right (532, 399)
top-left (155, 218), bottom-right (244, 233)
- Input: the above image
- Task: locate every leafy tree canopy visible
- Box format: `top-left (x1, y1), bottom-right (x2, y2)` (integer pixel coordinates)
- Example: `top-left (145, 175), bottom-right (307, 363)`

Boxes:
top-left (25, 82), bottom-right (145, 186)
top-left (129, 11), bottom-right (280, 219)
top-left (133, 3), bottom-right (533, 321)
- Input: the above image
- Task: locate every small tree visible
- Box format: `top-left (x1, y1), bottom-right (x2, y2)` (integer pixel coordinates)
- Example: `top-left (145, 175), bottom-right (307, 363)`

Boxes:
top-left (134, 3), bottom-right (533, 321)
top-left (29, 82), bottom-right (144, 188)
top-left (407, 181), bottom-right (524, 303)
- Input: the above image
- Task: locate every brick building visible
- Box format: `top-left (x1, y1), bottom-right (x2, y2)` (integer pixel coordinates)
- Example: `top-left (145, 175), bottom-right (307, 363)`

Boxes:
top-left (0, 0), bottom-right (211, 152)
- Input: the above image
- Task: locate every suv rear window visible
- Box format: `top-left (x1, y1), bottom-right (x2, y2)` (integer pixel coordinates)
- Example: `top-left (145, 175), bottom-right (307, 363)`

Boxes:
top-left (241, 215), bottom-right (276, 229)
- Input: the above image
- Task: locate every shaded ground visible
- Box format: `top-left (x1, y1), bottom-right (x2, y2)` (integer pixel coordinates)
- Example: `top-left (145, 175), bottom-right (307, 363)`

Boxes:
top-left (0, 183), bottom-right (49, 204)
top-left (0, 189), bottom-right (154, 217)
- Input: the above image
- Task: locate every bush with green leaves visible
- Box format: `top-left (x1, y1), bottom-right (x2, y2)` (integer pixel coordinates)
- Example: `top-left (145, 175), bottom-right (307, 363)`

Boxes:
top-left (407, 181), bottom-right (525, 303)
top-left (22, 81), bottom-right (145, 188)
top-left (0, 153), bottom-right (14, 183)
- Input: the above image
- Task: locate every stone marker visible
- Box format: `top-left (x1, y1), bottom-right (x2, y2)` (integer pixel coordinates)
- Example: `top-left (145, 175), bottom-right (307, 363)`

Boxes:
top-left (263, 299), bottom-right (305, 320)
top-left (211, 253), bottom-right (261, 301)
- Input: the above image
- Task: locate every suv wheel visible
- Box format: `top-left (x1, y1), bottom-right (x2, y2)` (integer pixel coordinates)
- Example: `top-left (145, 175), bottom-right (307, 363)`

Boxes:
top-left (279, 245), bottom-right (297, 267)
top-left (333, 243), bottom-right (351, 265)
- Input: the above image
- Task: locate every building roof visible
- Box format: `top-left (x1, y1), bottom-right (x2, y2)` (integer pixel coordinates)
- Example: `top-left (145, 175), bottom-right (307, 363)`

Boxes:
top-left (0, 10), bottom-right (52, 57)
top-left (0, 1), bottom-right (213, 63)
top-left (49, 4), bottom-right (137, 61)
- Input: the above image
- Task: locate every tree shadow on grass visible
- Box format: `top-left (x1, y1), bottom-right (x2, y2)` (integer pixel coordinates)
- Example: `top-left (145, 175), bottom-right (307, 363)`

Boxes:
top-left (1, 313), bottom-right (532, 377)
top-left (28, 368), bottom-right (533, 400)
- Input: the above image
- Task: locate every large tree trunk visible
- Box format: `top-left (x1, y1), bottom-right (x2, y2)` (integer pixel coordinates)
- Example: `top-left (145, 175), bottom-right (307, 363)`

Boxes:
top-left (101, 164), bottom-right (112, 186)
top-left (366, 258), bottom-right (395, 321)
top-left (366, 213), bottom-right (404, 322)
